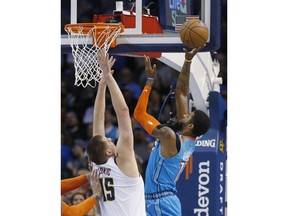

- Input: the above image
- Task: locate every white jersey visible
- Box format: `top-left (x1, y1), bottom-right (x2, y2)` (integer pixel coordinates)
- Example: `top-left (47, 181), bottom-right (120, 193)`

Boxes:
top-left (92, 157), bottom-right (146, 216)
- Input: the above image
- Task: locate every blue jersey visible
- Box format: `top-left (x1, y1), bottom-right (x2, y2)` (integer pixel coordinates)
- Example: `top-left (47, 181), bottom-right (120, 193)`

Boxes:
top-left (144, 133), bottom-right (196, 216)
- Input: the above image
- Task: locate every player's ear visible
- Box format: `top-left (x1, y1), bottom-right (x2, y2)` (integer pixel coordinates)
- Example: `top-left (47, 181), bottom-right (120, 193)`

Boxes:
top-left (87, 158), bottom-right (92, 170)
top-left (188, 123), bottom-right (194, 130)
top-left (106, 148), bottom-right (113, 156)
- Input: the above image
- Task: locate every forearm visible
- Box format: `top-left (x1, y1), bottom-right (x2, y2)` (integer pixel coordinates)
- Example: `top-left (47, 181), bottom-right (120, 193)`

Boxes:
top-left (175, 60), bottom-right (191, 96)
top-left (105, 74), bottom-right (129, 113)
top-left (61, 175), bottom-right (88, 195)
top-left (62, 197), bottom-right (97, 216)
top-left (176, 47), bottom-right (201, 95)
top-left (93, 82), bottom-right (106, 136)
top-left (175, 60), bottom-right (191, 118)
top-left (134, 82), bottom-right (160, 135)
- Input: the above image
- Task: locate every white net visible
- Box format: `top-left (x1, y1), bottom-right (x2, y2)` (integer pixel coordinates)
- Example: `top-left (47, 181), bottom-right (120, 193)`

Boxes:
top-left (65, 25), bottom-right (122, 88)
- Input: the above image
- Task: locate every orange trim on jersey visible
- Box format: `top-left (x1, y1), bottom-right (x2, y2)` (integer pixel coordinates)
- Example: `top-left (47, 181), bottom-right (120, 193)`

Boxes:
top-left (185, 154), bottom-right (193, 180)
top-left (185, 162), bottom-right (189, 180)
top-left (189, 156), bottom-right (193, 173)
top-left (184, 135), bottom-right (196, 140)
top-left (181, 135), bottom-right (196, 145)
top-left (134, 86), bottom-right (160, 135)
top-left (182, 135), bottom-right (195, 180)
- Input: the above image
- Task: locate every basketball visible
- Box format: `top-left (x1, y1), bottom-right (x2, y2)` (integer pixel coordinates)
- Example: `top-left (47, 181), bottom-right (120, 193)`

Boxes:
top-left (179, 19), bottom-right (209, 49)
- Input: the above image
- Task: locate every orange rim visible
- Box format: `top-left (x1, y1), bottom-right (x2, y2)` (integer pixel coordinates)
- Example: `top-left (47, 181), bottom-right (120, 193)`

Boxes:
top-left (65, 22), bottom-right (124, 34)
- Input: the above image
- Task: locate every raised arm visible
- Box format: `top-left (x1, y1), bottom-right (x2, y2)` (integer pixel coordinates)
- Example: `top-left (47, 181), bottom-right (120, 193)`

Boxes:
top-left (133, 56), bottom-right (159, 135)
top-left (175, 46), bottom-right (204, 119)
top-left (134, 56), bottom-right (177, 157)
top-left (93, 81), bottom-right (106, 136)
top-left (98, 51), bottom-right (134, 158)
top-left (93, 57), bottom-right (116, 136)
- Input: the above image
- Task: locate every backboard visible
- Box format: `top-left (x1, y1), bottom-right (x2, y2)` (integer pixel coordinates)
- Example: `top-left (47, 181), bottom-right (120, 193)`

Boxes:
top-left (61, 0), bottom-right (221, 54)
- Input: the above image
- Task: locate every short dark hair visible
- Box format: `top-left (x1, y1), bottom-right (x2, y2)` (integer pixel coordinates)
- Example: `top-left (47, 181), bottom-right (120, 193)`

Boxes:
top-left (191, 110), bottom-right (210, 137)
top-left (86, 135), bottom-right (108, 165)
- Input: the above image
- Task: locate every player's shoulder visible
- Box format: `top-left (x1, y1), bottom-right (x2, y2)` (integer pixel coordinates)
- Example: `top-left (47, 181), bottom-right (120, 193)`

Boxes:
top-left (155, 127), bottom-right (176, 145)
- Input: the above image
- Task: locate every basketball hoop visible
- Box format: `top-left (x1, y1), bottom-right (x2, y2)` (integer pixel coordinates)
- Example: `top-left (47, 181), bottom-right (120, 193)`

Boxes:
top-left (65, 23), bottom-right (124, 88)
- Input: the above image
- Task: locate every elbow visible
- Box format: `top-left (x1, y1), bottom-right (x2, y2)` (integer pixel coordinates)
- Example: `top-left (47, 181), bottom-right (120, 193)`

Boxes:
top-left (175, 87), bottom-right (180, 95)
top-left (175, 85), bottom-right (182, 94)
top-left (133, 110), bottom-right (145, 127)
top-left (175, 86), bottom-right (188, 97)
top-left (121, 105), bottom-right (129, 113)
top-left (118, 106), bottom-right (130, 116)
top-left (175, 88), bottom-right (183, 97)
top-left (133, 105), bottom-right (141, 121)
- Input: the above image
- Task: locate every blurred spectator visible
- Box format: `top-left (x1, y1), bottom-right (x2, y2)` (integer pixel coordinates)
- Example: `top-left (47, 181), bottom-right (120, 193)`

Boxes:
top-left (84, 123), bottom-right (93, 143)
top-left (61, 80), bottom-right (77, 126)
top-left (61, 145), bottom-right (74, 179)
top-left (121, 87), bottom-right (137, 116)
top-left (154, 60), bottom-right (179, 90)
top-left (83, 106), bottom-right (94, 125)
top-left (148, 89), bottom-right (171, 123)
top-left (133, 126), bottom-right (150, 164)
top-left (61, 129), bottom-right (75, 179)
top-left (117, 66), bottom-right (142, 101)
top-left (141, 141), bottom-right (156, 182)
top-left (71, 139), bottom-right (89, 175)
top-left (71, 192), bottom-right (86, 205)
top-left (78, 87), bottom-right (95, 123)
top-left (65, 111), bottom-right (85, 140)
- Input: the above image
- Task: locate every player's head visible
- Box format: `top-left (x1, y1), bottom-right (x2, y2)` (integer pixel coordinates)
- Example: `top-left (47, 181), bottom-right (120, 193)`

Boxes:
top-left (178, 110), bottom-right (210, 137)
top-left (86, 135), bottom-right (117, 165)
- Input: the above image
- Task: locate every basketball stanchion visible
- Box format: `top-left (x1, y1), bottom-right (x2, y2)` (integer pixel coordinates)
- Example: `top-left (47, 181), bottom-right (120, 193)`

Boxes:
top-left (65, 23), bottom-right (124, 88)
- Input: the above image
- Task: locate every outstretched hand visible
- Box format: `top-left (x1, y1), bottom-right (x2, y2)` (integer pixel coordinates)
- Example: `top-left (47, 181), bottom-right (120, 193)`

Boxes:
top-left (98, 50), bottom-right (116, 81)
top-left (144, 55), bottom-right (157, 78)
top-left (184, 44), bottom-right (206, 61)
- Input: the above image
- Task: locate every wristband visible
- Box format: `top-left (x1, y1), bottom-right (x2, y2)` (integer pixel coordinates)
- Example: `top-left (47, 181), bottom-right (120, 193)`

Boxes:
top-left (93, 194), bottom-right (101, 201)
top-left (185, 59), bottom-right (192, 63)
top-left (147, 77), bottom-right (155, 81)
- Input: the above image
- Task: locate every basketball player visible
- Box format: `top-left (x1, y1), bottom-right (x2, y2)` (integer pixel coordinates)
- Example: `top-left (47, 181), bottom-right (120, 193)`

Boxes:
top-left (86, 50), bottom-right (146, 216)
top-left (61, 171), bottom-right (101, 216)
top-left (133, 46), bottom-right (210, 215)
